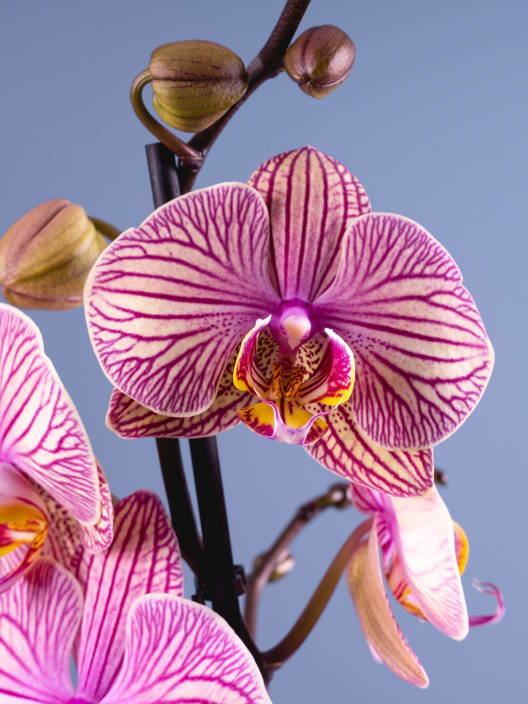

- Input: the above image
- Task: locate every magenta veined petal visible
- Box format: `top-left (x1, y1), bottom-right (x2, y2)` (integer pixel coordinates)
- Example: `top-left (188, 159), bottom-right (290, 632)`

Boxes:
top-left (85, 183), bottom-right (279, 417)
top-left (307, 402), bottom-right (433, 497)
top-left (315, 213), bottom-right (494, 449)
top-left (346, 521), bottom-right (429, 688)
top-left (107, 386), bottom-right (251, 439)
top-left (107, 346), bottom-right (251, 438)
top-left (249, 146), bottom-right (371, 301)
top-left (101, 595), bottom-right (272, 704)
top-left (75, 491), bottom-right (183, 703)
top-left (0, 558), bottom-right (81, 702)
top-left (391, 487), bottom-right (469, 640)
top-left (0, 304), bottom-right (100, 524)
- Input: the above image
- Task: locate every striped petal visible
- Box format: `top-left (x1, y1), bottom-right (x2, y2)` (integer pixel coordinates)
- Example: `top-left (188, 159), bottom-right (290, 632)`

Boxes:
top-left (249, 146), bottom-right (371, 300)
top-left (346, 522), bottom-right (429, 688)
top-left (0, 558), bottom-right (80, 702)
top-left (315, 213), bottom-right (494, 449)
top-left (390, 487), bottom-right (468, 640)
top-left (107, 351), bottom-right (252, 439)
top-left (0, 465), bottom-right (48, 593)
top-left (0, 304), bottom-right (100, 524)
top-left (85, 184), bottom-right (278, 417)
top-left (101, 595), bottom-right (272, 704)
top-left (39, 460), bottom-right (113, 566)
top-left (307, 403), bottom-right (433, 497)
top-left (75, 491), bottom-right (183, 703)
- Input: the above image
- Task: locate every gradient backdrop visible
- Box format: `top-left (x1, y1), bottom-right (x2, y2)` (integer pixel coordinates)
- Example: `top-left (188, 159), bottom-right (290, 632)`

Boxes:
top-left (1, 1), bottom-right (526, 701)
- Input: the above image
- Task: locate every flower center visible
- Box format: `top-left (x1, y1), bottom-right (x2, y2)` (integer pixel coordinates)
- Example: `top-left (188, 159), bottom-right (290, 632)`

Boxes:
top-left (270, 359), bottom-right (306, 399)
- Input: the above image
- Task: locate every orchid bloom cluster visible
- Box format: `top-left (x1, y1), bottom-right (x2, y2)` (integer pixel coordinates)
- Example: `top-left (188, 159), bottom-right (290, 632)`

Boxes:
top-left (0, 143), bottom-right (501, 696)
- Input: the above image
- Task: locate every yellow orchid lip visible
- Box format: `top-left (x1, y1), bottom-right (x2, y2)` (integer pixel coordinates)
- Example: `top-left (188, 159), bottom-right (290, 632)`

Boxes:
top-left (0, 466), bottom-right (50, 592)
top-left (233, 317), bottom-right (355, 445)
top-left (0, 502), bottom-right (48, 555)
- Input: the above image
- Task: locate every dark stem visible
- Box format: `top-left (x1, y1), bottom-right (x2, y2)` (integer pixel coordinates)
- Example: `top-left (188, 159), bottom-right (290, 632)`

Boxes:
top-left (146, 143), bottom-right (204, 578)
top-left (191, 437), bottom-right (265, 675)
top-left (245, 482), bottom-right (350, 638)
top-left (155, 437), bottom-right (203, 576)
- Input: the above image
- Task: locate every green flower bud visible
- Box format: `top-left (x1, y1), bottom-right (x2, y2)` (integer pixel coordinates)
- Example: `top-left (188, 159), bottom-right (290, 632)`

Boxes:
top-left (0, 199), bottom-right (108, 310)
top-left (149, 40), bottom-right (248, 132)
top-left (284, 25), bottom-right (356, 98)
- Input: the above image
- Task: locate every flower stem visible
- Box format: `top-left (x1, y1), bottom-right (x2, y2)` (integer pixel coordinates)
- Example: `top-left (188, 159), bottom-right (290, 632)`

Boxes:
top-left (262, 519), bottom-right (372, 671)
top-left (131, 69), bottom-right (202, 161)
top-left (244, 482), bottom-right (351, 638)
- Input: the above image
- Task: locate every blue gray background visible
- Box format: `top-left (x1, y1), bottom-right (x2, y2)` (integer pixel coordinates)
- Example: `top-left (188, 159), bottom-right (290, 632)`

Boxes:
top-left (1, 0), bottom-right (526, 701)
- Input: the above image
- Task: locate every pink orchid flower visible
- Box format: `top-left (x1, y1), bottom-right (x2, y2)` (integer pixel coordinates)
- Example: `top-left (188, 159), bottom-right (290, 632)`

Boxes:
top-left (0, 490), bottom-right (271, 704)
top-left (85, 146), bottom-right (493, 498)
top-left (346, 484), bottom-right (504, 687)
top-left (0, 303), bottom-right (112, 592)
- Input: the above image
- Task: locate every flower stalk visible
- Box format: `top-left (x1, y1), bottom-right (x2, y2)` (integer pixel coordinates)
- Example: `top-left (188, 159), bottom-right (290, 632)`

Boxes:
top-left (262, 519), bottom-right (372, 670)
top-left (244, 481), bottom-right (351, 638)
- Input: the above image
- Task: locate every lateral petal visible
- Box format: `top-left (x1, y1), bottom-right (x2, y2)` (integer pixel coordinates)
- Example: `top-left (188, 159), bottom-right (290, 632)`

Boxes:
top-left (85, 183), bottom-right (278, 417)
top-left (249, 146), bottom-right (371, 300)
top-left (75, 491), bottom-right (183, 703)
top-left (307, 403), bottom-right (433, 497)
top-left (0, 304), bottom-right (100, 525)
top-left (346, 524), bottom-right (429, 688)
top-left (316, 213), bottom-right (494, 449)
top-left (391, 487), bottom-right (469, 640)
top-left (101, 595), bottom-right (272, 704)
top-left (0, 558), bottom-right (80, 702)
top-left (107, 352), bottom-right (252, 438)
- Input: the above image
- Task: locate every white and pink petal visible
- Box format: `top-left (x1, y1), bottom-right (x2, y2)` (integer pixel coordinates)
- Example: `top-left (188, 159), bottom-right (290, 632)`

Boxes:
top-left (0, 558), bottom-right (80, 702)
top-left (390, 487), bottom-right (469, 640)
top-left (0, 305), bottom-right (100, 525)
top-left (316, 213), bottom-right (494, 450)
top-left (249, 146), bottom-right (371, 301)
top-left (75, 491), bottom-right (183, 703)
top-left (101, 595), bottom-right (272, 704)
top-left (307, 403), bottom-right (433, 497)
top-left (85, 184), bottom-right (279, 417)
top-left (346, 525), bottom-right (429, 688)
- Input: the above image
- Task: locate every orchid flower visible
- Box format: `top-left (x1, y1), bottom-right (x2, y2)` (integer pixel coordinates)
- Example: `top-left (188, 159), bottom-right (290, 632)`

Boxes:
top-left (346, 484), bottom-right (504, 687)
top-left (85, 146), bottom-right (493, 497)
top-left (0, 490), bottom-right (271, 704)
top-left (0, 303), bottom-right (112, 592)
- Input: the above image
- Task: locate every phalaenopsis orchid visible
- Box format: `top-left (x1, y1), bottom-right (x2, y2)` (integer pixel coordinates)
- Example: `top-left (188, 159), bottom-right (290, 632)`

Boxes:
top-left (0, 0), bottom-right (503, 699)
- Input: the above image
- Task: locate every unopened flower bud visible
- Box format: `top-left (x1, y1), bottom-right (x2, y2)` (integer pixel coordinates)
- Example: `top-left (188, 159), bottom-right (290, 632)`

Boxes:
top-left (149, 40), bottom-right (248, 132)
top-left (0, 199), bottom-right (109, 310)
top-left (285, 25), bottom-right (356, 98)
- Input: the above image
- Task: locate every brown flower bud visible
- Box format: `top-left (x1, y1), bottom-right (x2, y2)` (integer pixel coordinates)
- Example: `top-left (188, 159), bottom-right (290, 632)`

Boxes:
top-left (149, 40), bottom-right (248, 132)
top-left (284, 25), bottom-right (356, 98)
top-left (0, 199), bottom-right (108, 310)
